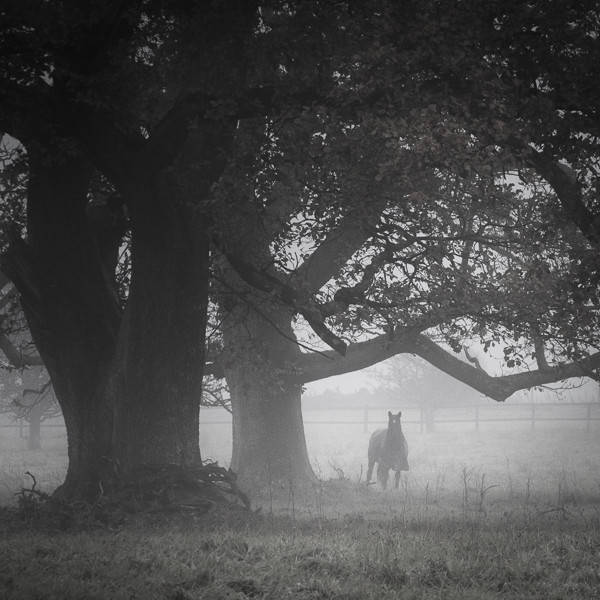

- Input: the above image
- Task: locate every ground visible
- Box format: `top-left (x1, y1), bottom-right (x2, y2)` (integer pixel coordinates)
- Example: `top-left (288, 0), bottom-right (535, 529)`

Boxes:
top-left (1, 485), bottom-right (600, 599)
top-left (1, 415), bottom-right (600, 598)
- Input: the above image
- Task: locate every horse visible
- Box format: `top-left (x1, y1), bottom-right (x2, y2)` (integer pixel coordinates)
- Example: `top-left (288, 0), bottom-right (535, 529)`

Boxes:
top-left (366, 411), bottom-right (409, 489)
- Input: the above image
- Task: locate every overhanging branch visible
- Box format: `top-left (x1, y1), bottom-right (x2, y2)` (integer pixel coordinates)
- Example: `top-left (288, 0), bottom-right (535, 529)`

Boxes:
top-left (412, 334), bottom-right (600, 401)
top-left (295, 328), bottom-right (600, 400)
top-left (294, 329), bottom-right (416, 383)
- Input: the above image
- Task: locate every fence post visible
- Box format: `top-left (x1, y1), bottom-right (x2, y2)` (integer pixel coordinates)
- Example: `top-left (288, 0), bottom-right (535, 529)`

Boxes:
top-left (586, 403), bottom-right (592, 433)
top-left (531, 403), bottom-right (536, 430)
top-left (363, 406), bottom-right (368, 433)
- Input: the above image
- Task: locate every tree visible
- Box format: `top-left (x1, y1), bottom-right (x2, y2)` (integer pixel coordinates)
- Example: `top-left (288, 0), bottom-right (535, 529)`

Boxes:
top-left (0, 1), bottom-right (264, 500)
top-left (211, 138), bottom-right (599, 490)
top-left (0, 0), bottom-right (366, 500)
top-left (1, 1), bottom-right (598, 501)
top-left (205, 1), bottom-right (600, 491)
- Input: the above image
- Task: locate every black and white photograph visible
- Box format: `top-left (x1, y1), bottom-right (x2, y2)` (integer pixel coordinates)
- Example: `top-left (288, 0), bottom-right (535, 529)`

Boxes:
top-left (1, 1), bottom-right (599, 598)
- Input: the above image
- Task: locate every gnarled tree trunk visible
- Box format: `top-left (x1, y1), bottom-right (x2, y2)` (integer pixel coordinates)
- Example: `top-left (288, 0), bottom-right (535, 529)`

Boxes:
top-left (2, 147), bottom-right (212, 500)
top-left (110, 173), bottom-right (209, 474)
top-left (222, 288), bottom-right (315, 493)
top-left (2, 149), bottom-right (119, 499)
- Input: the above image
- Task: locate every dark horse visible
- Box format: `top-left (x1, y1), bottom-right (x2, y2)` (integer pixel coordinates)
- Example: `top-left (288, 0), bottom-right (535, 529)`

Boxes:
top-left (367, 411), bottom-right (409, 489)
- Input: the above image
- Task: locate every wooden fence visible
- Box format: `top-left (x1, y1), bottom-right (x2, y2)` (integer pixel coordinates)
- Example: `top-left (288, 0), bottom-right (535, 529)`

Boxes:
top-left (198, 402), bottom-right (600, 433)
top-left (2, 402), bottom-right (600, 441)
top-left (355, 402), bottom-right (600, 433)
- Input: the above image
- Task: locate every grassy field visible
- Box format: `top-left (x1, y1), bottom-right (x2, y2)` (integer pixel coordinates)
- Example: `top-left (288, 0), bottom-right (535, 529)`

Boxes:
top-left (2, 417), bottom-right (600, 598)
top-left (2, 498), bottom-right (600, 599)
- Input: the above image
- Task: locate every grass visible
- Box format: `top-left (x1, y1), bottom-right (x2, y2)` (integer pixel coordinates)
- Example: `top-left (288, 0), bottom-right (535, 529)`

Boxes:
top-left (2, 492), bottom-right (600, 599)
top-left (2, 423), bottom-right (600, 598)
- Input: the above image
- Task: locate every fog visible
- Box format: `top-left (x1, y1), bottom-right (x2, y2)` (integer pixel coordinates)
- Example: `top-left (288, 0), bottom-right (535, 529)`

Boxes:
top-left (2, 360), bottom-right (599, 508)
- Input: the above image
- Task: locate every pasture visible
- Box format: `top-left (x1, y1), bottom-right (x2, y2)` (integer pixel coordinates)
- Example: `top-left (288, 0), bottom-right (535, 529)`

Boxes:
top-left (2, 406), bottom-right (600, 598)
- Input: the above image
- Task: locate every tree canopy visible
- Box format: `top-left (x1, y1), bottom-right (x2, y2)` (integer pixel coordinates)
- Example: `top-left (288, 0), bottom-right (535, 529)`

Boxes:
top-left (0, 0), bottom-right (599, 496)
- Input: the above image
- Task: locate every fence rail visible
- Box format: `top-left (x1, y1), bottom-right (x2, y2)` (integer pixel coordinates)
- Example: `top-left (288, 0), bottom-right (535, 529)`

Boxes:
top-left (2, 402), bottom-right (600, 440)
top-left (348, 403), bottom-right (600, 433)
top-left (198, 402), bottom-right (600, 433)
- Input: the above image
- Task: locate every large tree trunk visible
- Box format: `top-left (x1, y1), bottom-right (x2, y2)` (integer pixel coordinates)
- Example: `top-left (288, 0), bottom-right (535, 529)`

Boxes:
top-left (222, 290), bottom-right (315, 493)
top-left (58, 390), bottom-right (114, 499)
top-left (229, 375), bottom-right (315, 492)
top-left (1, 116), bottom-right (231, 499)
top-left (111, 173), bottom-right (209, 473)
top-left (2, 150), bottom-right (119, 499)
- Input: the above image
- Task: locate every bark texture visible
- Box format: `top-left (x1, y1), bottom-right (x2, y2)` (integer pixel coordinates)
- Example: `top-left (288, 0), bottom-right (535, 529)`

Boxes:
top-left (222, 281), bottom-right (315, 492)
top-left (2, 148), bottom-right (118, 499)
top-left (2, 144), bottom-right (213, 499)
top-left (110, 173), bottom-right (209, 473)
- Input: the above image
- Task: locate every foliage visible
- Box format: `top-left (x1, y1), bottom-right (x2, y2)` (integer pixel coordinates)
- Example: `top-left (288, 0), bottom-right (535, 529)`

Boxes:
top-left (1, 0), bottom-right (598, 379)
top-left (0, 137), bottom-right (26, 251)
top-left (0, 0), bottom-right (599, 496)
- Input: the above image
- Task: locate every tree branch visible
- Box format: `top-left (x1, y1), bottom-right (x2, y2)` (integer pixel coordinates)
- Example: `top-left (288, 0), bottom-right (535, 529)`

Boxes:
top-left (203, 360), bottom-right (225, 378)
top-left (61, 101), bottom-right (143, 187)
top-left (0, 80), bottom-right (52, 144)
top-left (292, 202), bottom-right (385, 295)
top-left (530, 324), bottom-right (550, 371)
top-left (412, 334), bottom-right (600, 401)
top-left (0, 331), bottom-right (43, 368)
top-left (528, 151), bottom-right (600, 249)
top-left (139, 90), bottom-right (211, 172)
top-left (296, 329), bottom-right (600, 400)
top-left (463, 345), bottom-right (485, 371)
top-left (223, 251), bottom-right (347, 355)
top-left (294, 329), bottom-right (416, 383)
top-left (320, 244), bottom-right (409, 316)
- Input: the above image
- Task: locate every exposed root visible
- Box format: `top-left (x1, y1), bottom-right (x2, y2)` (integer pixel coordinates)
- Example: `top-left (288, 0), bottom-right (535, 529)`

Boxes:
top-left (124, 461), bottom-right (251, 512)
top-left (4, 462), bottom-right (251, 532)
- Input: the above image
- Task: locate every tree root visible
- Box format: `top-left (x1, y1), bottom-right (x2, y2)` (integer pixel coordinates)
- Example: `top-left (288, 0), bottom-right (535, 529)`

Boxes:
top-left (5, 462), bottom-right (251, 532)
top-left (123, 461), bottom-right (251, 513)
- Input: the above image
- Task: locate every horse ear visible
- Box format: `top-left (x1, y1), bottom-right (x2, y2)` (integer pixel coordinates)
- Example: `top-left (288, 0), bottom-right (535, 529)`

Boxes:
top-left (398, 411), bottom-right (402, 418)
top-left (388, 411), bottom-right (392, 419)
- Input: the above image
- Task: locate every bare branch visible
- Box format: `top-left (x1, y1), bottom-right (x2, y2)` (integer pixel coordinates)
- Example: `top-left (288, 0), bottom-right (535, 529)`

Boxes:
top-left (531, 324), bottom-right (550, 371)
top-left (223, 251), bottom-right (347, 355)
top-left (0, 331), bottom-right (43, 367)
top-left (292, 202), bottom-right (386, 295)
top-left (463, 345), bottom-right (485, 371)
top-left (320, 244), bottom-right (407, 316)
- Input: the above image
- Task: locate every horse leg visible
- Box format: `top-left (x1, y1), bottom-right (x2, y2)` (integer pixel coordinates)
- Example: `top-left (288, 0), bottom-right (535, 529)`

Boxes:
top-left (394, 470), bottom-right (401, 490)
top-left (377, 463), bottom-right (389, 490)
top-left (366, 457), bottom-right (375, 485)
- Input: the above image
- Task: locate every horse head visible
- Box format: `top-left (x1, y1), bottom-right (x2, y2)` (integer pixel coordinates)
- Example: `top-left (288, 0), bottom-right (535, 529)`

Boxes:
top-left (387, 411), bottom-right (402, 436)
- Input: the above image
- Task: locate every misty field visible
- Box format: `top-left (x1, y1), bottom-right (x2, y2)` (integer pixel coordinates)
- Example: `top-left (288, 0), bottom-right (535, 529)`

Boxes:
top-left (2, 408), bottom-right (600, 598)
